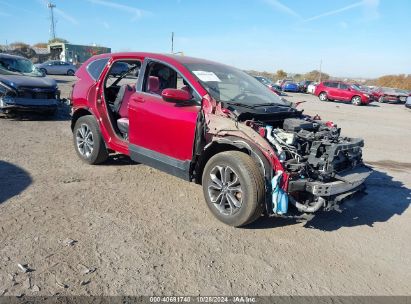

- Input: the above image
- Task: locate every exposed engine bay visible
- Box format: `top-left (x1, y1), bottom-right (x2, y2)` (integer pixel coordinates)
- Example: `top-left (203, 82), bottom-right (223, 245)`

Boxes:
top-left (224, 103), bottom-right (372, 214)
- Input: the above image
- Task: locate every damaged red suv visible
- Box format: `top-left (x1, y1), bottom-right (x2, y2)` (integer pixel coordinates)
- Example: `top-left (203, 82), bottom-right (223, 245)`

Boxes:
top-left (70, 53), bottom-right (371, 227)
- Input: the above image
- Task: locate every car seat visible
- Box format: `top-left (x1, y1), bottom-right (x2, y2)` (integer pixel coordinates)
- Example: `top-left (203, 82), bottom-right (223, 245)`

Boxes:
top-left (147, 76), bottom-right (161, 95)
top-left (113, 84), bottom-right (134, 140)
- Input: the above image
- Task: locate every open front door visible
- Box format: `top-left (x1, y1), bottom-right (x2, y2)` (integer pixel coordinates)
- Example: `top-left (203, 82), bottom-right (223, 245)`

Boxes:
top-left (128, 60), bottom-right (201, 180)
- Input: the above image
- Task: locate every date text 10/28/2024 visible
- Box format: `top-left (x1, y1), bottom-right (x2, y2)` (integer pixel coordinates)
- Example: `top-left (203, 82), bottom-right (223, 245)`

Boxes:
top-left (149, 297), bottom-right (257, 303)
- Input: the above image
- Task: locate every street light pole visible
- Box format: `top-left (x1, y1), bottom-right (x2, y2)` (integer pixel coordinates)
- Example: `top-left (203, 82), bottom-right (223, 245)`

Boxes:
top-left (48, 2), bottom-right (56, 40)
top-left (319, 59), bottom-right (323, 83)
top-left (171, 32), bottom-right (174, 54)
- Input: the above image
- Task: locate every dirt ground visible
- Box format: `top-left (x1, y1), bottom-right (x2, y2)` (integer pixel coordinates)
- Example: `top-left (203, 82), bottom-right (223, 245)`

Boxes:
top-left (0, 75), bottom-right (410, 296)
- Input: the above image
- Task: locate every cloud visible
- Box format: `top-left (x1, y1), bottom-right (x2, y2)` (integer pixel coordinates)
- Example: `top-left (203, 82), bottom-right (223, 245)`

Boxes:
top-left (362, 0), bottom-right (380, 20)
top-left (303, 0), bottom-right (380, 23)
top-left (87, 0), bottom-right (149, 21)
top-left (54, 8), bottom-right (79, 25)
top-left (262, 0), bottom-right (300, 18)
top-left (303, 1), bottom-right (363, 22)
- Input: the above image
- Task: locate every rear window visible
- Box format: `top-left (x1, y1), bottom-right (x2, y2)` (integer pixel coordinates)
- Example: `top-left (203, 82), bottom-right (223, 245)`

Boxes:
top-left (86, 58), bottom-right (109, 80)
top-left (324, 82), bottom-right (338, 88)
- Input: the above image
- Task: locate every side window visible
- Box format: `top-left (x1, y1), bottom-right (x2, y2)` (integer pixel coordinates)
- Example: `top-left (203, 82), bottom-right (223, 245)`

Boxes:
top-left (87, 58), bottom-right (109, 80)
top-left (323, 82), bottom-right (330, 87)
top-left (339, 83), bottom-right (349, 90)
top-left (143, 62), bottom-right (194, 98)
top-left (328, 82), bottom-right (339, 88)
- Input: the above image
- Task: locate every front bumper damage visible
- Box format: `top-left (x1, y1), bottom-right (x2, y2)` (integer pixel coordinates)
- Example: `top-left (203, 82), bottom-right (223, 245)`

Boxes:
top-left (287, 165), bottom-right (372, 213)
top-left (0, 96), bottom-right (59, 113)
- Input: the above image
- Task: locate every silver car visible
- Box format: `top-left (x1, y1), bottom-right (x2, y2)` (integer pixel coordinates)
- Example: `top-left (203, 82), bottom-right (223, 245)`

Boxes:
top-left (35, 60), bottom-right (77, 76)
top-left (406, 94), bottom-right (411, 109)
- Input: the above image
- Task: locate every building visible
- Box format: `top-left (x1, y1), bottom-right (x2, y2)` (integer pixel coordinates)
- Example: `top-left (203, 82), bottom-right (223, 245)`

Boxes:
top-left (48, 43), bottom-right (111, 64)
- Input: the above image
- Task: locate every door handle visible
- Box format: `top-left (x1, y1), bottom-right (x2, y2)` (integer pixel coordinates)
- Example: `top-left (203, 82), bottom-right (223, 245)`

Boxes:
top-left (132, 96), bottom-right (145, 103)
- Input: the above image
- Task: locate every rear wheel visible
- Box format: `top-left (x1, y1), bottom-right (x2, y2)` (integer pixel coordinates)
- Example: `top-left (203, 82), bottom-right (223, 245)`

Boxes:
top-left (73, 115), bottom-right (108, 164)
top-left (202, 151), bottom-right (265, 227)
top-left (351, 95), bottom-right (362, 106)
top-left (67, 69), bottom-right (75, 76)
top-left (319, 92), bottom-right (328, 101)
top-left (39, 68), bottom-right (47, 75)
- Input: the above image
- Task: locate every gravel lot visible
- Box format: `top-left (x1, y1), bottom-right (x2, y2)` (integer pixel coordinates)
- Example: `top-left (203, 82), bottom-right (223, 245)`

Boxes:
top-left (0, 75), bottom-right (410, 296)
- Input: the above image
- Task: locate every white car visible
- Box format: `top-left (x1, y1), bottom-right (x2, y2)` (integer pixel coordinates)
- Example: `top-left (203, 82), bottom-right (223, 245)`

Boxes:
top-left (406, 94), bottom-right (411, 109)
top-left (307, 82), bottom-right (318, 94)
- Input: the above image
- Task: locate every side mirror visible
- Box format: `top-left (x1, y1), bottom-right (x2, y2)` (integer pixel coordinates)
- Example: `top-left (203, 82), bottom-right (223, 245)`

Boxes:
top-left (161, 88), bottom-right (192, 102)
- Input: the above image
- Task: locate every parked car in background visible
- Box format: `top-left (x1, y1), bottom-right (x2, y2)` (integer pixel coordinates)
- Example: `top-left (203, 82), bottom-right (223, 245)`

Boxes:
top-left (314, 81), bottom-right (370, 106)
top-left (282, 81), bottom-right (299, 92)
top-left (371, 87), bottom-right (408, 103)
top-left (0, 54), bottom-right (60, 115)
top-left (298, 80), bottom-right (313, 93)
top-left (35, 60), bottom-right (77, 76)
top-left (253, 76), bottom-right (282, 95)
top-left (70, 52), bottom-right (370, 227)
top-left (406, 93), bottom-right (411, 109)
top-left (279, 79), bottom-right (293, 87)
top-left (307, 82), bottom-right (317, 94)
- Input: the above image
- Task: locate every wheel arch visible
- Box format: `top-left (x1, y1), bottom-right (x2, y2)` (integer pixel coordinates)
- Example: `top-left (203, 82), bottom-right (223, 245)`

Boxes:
top-left (194, 136), bottom-right (272, 185)
top-left (71, 107), bottom-right (94, 131)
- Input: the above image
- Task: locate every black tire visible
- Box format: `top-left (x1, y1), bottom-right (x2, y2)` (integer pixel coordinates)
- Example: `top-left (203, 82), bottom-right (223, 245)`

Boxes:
top-left (351, 95), bottom-right (362, 106)
top-left (73, 115), bottom-right (108, 165)
top-left (67, 69), bottom-right (75, 76)
top-left (202, 151), bottom-right (265, 227)
top-left (318, 91), bottom-right (328, 101)
top-left (40, 68), bottom-right (47, 75)
top-left (378, 96), bottom-right (384, 103)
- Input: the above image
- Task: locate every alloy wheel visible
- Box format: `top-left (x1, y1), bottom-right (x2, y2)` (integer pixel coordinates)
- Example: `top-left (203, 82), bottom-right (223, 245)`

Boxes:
top-left (352, 96), bottom-right (361, 106)
top-left (207, 165), bottom-right (243, 215)
top-left (319, 93), bottom-right (327, 101)
top-left (76, 124), bottom-right (94, 157)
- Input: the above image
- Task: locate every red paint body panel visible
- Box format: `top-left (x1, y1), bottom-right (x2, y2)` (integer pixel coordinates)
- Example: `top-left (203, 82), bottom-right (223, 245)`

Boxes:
top-left (128, 92), bottom-right (200, 160)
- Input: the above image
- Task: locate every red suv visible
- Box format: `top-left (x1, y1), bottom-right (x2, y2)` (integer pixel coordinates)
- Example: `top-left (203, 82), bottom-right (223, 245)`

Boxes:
top-left (70, 52), bottom-right (371, 227)
top-left (314, 81), bottom-right (370, 106)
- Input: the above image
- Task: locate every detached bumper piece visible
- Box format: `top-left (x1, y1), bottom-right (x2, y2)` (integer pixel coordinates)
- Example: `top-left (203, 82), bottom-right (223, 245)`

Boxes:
top-left (288, 165), bottom-right (372, 213)
top-left (0, 96), bottom-right (59, 113)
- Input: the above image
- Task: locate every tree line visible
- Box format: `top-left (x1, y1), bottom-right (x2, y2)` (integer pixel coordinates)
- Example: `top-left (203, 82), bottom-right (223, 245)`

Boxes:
top-left (247, 69), bottom-right (411, 90)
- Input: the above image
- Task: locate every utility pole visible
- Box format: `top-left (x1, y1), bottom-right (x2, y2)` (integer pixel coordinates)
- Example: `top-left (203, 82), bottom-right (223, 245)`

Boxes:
top-left (319, 59), bottom-right (323, 83)
top-left (171, 32), bottom-right (174, 54)
top-left (48, 2), bottom-right (57, 40)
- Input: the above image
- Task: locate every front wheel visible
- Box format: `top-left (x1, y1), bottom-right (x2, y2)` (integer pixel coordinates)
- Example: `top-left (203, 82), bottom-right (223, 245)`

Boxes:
top-left (202, 151), bottom-right (265, 227)
top-left (73, 115), bottom-right (108, 164)
top-left (318, 92), bottom-right (328, 101)
top-left (67, 69), bottom-right (75, 76)
top-left (378, 96), bottom-right (384, 103)
top-left (351, 95), bottom-right (362, 106)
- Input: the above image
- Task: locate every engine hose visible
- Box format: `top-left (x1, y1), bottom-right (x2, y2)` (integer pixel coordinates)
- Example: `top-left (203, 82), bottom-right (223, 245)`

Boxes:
top-left (289, 196), bottom-right (326, 213)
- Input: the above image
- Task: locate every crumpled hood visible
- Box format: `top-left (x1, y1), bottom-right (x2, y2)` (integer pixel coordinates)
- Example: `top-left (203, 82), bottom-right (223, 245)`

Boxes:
top-left (0, 74), bottom-right (57, 89)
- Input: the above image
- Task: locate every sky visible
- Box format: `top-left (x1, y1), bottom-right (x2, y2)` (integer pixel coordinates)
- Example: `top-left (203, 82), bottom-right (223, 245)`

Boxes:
top-left (0, 0), bottom-right (410, 78)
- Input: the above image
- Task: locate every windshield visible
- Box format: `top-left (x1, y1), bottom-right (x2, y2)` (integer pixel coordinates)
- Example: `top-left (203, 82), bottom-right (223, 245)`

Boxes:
top-left (0, 57), bottom-right (43, 77)
top-left (185, 62), bottom-right (288, 106)
top-left (381, 87), bottom-right (398, 94)
top-left (256, 76), bottom-right (272, 85)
